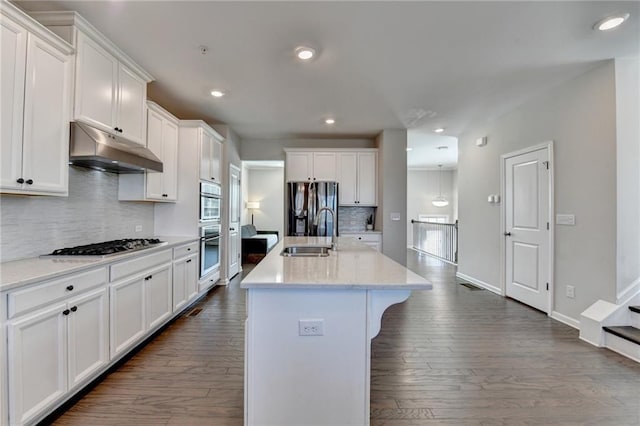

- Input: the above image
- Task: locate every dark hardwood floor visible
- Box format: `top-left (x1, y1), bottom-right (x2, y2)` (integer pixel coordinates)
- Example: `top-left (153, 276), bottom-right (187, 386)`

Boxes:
top-left (51, 252), bottom-right (639, 425)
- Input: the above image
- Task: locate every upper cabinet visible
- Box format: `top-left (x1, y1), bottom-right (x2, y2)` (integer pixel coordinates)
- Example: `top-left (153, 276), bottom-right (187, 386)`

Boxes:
top-left (337, 151), bottom-right (377, 206)
top-left (199, 126), bottom-right (224, 183)
top-left (31, 11), bottom-right (153, 146)
top-left (1, 3), bottom-right (73, 196)
top-left (118, 102), bottom-right (179, 202)
top-left (285, 151), bottom-right (337, 182)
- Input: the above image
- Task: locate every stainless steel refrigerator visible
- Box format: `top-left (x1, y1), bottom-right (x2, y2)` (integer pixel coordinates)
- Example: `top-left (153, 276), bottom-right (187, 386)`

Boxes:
top-left (287, 182), bottom-right (339, 237)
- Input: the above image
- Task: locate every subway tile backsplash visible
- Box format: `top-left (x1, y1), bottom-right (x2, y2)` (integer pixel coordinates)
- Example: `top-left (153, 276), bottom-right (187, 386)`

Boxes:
top-left (338, 206), bottom-right (376, 233)
top-left (0, 167), bottom-right (154, 262)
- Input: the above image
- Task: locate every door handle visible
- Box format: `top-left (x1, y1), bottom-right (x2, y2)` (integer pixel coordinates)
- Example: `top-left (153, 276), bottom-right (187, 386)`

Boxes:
top-left (504, 232), bottom-right (512, 236)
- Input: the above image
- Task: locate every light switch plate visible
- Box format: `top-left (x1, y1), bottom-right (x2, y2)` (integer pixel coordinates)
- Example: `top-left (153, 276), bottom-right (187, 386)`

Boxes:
top-left (556, 214), bottom-right (575, 226)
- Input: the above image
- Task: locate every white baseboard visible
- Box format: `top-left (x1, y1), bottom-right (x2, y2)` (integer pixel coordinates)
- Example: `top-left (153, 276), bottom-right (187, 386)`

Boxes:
top-left (617, 277), bottom-right (640, 304)
top-left (551, 311), bottom-right (580, 329)
top-left (456, 272), bottom-right (502, 295)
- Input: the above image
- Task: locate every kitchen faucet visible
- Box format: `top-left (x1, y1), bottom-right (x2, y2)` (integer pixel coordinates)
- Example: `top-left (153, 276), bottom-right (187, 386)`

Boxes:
top-left (314, 206), bottom-right (337, 250)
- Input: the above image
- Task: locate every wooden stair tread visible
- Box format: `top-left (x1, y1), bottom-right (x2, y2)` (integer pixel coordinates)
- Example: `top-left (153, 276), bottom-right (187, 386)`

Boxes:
top-left (629, 305), bottom-right (640, 314)
top-left (603, 326), bottom-right (640, 345)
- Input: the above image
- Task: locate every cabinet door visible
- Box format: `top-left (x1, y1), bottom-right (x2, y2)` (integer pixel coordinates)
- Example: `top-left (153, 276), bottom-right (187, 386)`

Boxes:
top-left (337, 153), bottom-right (357, 205)
top-left (200, 131), bottom-right (213, 181)
top-left (357, 152), bottom-right (377, 205)
top-left (110, 277), bottom-right (145, 358)
top-left (117, 64), bottom-right (146, 145)
top-left (146, 266), bottom-right (172, 330)
top-left (312, 152), bottom-right (337, 181)
top-left (162, 119), bottom-right (179, 200)
top-left (0, 16), bottom-right (27, 191)
top-left (145, 108), bottom-right (164, 200)
top-left (172, 257), bottom-right (188, 312)
top-left (210, 138), bottom-right (222, 183)
top-left (8, 303), bottom-right (67, 425)
top-left (67, 287), bottom-right (109, 389)
top-left (185, 254), bottom-right (199, 301)
top-left (286, 152), bottom-right (312, 182)
top-left (21, 33), bottom-right (71, 195)
top-left (74, 32), bottom-right (117, 132)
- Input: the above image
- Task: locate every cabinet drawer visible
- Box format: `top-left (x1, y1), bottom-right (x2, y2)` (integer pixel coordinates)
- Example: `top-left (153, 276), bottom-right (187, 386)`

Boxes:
top-left (344, 233), bottom-right (381, 243)
top-left (173, 242), bottom-right (199, 259)
top-left (8, 267), bottom-right (107, 318)
top-left (110, 249), bottom-right (172, 282)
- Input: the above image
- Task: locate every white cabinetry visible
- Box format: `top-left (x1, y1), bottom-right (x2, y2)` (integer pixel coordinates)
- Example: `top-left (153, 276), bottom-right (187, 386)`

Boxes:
top-left (286, 151), bottom-right (337, 182)
top-left (342, 232), bottom-right (382, 252)
top-left (337, 151), bottom-right (377, 206)
top-left (172, 242), bottom-right (199, 312)
top-left (109, 250), bottom-right (173, 358)
top-left (1, 3), bottom-right (73, 196)
top-left (118, 102), bottom-right (179, 202)
top-left (6, 268), bottom-right (108, 425)
top-left (31, 11), bottom-right (153, 146)
top-left (200, 128), bottom-right (224, 183)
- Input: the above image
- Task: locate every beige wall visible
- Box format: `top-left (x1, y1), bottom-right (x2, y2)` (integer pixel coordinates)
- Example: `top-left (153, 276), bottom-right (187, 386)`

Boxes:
top-left (458, 61), bottom-right (617, 322)
top-left (246, 168), bottom-right (285, 238)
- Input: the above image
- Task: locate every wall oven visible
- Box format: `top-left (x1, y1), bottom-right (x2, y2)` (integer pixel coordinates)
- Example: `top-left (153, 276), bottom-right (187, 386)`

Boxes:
top-left (200, 223), bottom-right (221, 278)
top-left (200, 181), bottom-right (222, 222)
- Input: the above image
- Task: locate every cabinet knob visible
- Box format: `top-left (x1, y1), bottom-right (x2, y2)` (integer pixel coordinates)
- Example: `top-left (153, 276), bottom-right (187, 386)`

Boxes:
top-left (230, 227), bottom-right (235, 231)
top-left (358, 237), bottom-right (362, 240)
top-left (212, 177), bottom-right (215, 180)
top-left (70, 306), bottom-right (78, 312)
top-left (66, 285), bottom-right (74, 291)
top-left (504, 232), bottom-right (512, 236)
top-left (16, 178), bottom-right (24, 184)
top-left (62, 309), bottom-right (70, 316)
top-left (308, 177), bottom-right (311, 181)
top-left (144, 275), bottom-right (153, 281)
top-left (25, 179), bottom-right (33, 185)
top-left (187, 248), bottom-right (191, 251)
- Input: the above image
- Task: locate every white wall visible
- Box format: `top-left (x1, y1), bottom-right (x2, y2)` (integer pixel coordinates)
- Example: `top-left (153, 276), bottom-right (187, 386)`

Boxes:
top-left (0, 167), bottom-right (154, 262)
top-left (614, 57), bottom-right (640, 301)
top-left (246, 167), bottom-right (285, 238)
top-left (406, 169), bottom-right (456, 247)
top-left (458, 61), bottom-right (617, 322)
top-left (377, 130), bottom-right (408, 265)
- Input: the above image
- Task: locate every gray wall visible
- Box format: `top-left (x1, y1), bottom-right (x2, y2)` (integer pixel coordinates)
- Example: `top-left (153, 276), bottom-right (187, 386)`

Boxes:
top-left (246, 167), bottom-right (285, 238)
top-left (1, 167), bottom-right (154, 262)
top-left (614, 58), bottom-right (640, 301)
top-left (407, 169), bottom-right (456, 247)
top-left (241, 138), bottom-right (376, 161)
top-left (458, 61), bottom-right (617, 322)
top-left (377, 129), bottom-right (408, 265)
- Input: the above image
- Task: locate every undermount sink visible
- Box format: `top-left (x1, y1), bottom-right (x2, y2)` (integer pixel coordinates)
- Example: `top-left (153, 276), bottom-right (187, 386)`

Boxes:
top-left (280, 246), bottom-right (331, 257)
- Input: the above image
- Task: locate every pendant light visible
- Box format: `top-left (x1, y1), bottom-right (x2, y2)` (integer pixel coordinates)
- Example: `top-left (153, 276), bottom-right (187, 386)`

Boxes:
top-left (432, 165), bottom-right (449, 207)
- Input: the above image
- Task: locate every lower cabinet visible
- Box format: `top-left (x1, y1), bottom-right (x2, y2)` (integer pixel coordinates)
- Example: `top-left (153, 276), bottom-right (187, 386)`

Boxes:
top-left (145, 267), bottom-right (172, 330)
top-left (7, 287), bottom-right (108, 425)
top-left (343, 232), bottom-right (382, 252)
top-left (173, 253), bottom-right (198, 312)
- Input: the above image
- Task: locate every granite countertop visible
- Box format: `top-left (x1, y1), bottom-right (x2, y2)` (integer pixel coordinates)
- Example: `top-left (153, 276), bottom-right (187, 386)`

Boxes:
top-left (240, 236), bottom-right (431, 290)
top-left (0, 236), bottom-right (198, 292)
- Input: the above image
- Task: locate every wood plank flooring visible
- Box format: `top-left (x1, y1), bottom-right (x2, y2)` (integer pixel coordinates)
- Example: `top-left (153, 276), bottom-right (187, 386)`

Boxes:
top-left (49, 252), bottom-right (640, 425)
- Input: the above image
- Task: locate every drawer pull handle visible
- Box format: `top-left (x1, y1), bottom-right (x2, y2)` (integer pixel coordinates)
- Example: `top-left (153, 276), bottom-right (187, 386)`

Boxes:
top-left (186, 259), bottom-right (192, 263)
top-left (66, 285), bottom-right (74, 291)
top-left (145, 275), bottom-right (153, 281)
top-left (70, 306), bottom-right (78, 312)
top-left (62, 309), bottom-right (70, 316)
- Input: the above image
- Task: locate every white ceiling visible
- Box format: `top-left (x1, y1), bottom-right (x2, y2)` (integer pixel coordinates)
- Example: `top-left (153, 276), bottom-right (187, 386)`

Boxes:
top-left (17, 1), bottom-right (640, 154)
top-left (407, 131), bottom-right (458, 170)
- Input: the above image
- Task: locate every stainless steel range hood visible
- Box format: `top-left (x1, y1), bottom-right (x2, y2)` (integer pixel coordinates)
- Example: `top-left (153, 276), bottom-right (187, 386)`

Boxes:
top-left (69, 122), bottom-right (163, 173)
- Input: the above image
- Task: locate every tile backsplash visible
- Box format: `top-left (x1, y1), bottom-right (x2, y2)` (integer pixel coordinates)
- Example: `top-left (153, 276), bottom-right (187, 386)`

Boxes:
top-left (0, 167), bottom-right (154, 262)
top-left (338, 206), bottom-right (376, 233)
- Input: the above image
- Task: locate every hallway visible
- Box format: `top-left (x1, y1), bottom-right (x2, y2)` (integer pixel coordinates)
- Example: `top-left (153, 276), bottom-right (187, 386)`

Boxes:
top-left (49, 251), bottom-right (640, 425)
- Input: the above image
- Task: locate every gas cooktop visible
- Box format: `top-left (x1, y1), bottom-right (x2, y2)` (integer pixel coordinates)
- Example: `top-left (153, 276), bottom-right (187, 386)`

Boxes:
top-left (41, 238), bottom-right (167, 259)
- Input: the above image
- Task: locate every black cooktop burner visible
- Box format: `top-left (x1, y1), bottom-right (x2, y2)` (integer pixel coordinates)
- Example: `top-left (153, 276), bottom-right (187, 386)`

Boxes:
top-left (43, 238), bottom-right (165, 258)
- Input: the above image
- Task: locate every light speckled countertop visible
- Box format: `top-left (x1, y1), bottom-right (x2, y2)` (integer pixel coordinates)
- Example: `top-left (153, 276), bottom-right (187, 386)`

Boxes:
top-left (0, 236), bottom-right (198, 292)
top-left (240, 236), bottom-right (431, 290)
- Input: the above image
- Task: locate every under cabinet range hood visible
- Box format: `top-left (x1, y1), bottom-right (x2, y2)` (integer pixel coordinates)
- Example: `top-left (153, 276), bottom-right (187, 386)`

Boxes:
top-left (68, 122), bottom-right (163, 173)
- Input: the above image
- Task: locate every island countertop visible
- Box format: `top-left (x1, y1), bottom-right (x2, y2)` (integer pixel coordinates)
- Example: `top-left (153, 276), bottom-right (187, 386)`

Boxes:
top-left (240, 236), bottom-right (432, 290)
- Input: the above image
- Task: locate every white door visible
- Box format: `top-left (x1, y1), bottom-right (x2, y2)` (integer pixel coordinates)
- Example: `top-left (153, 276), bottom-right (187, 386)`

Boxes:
top-left (312, 152), bottom-right (337, 181)
top-left (145, 266), bottom-right (172, 330)
top-left (228, 164), bottom-right (241, 278)
top-left (110, 276), bottom-right (146, 358)
top-left (337, 152), bottom-right (357, 205)
top-left (211, 138), bottom-right (222, 183)
top-left (117, 64), bottom-right (146, 145)
top-left (504, 146), bottom-right (551, 313)
top-left (357, 152), bottom-right (377, 205)
top-left (286, 152), bottom-right (312, 182)
top-left (145, 108), bottom-right (164, 199)
top-left (163, 119), bottom-right (179, 200)
top-left (200, 130), bottom-right (213, 181)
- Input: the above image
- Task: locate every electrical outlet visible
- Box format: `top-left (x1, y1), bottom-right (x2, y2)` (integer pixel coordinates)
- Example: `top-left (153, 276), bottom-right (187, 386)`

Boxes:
top-left (299, 319), bottom-right (324, 336)
top-left (135, 225), bottom-right (142, 232)
top-left (566, 285), bottom-right (575, 299)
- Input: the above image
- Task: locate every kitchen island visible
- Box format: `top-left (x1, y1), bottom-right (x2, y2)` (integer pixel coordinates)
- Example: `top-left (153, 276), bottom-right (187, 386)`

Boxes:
top-left (241, 236), bottom-right (432, 426)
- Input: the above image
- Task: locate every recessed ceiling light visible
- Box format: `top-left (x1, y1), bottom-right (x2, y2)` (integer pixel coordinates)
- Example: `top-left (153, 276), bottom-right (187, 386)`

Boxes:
top-left (434, 128), bottom-right (445, 133)
top-left (325, 118), bottom-right (335, 125)
top-left (594, 13), bottom-right (630, 31)
top-left (406, 147), bottom-right (413, 152)
top-left (210, 90), bottom-right (225, 98)
top-left (295, 46), bottom-right (316, 61)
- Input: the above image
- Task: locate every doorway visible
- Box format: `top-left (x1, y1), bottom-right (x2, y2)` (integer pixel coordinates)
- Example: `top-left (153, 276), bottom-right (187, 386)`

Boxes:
top-left (228, 164), bottom-right (241, 279)
top-left (502, 142), bottom-right (554, 313)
